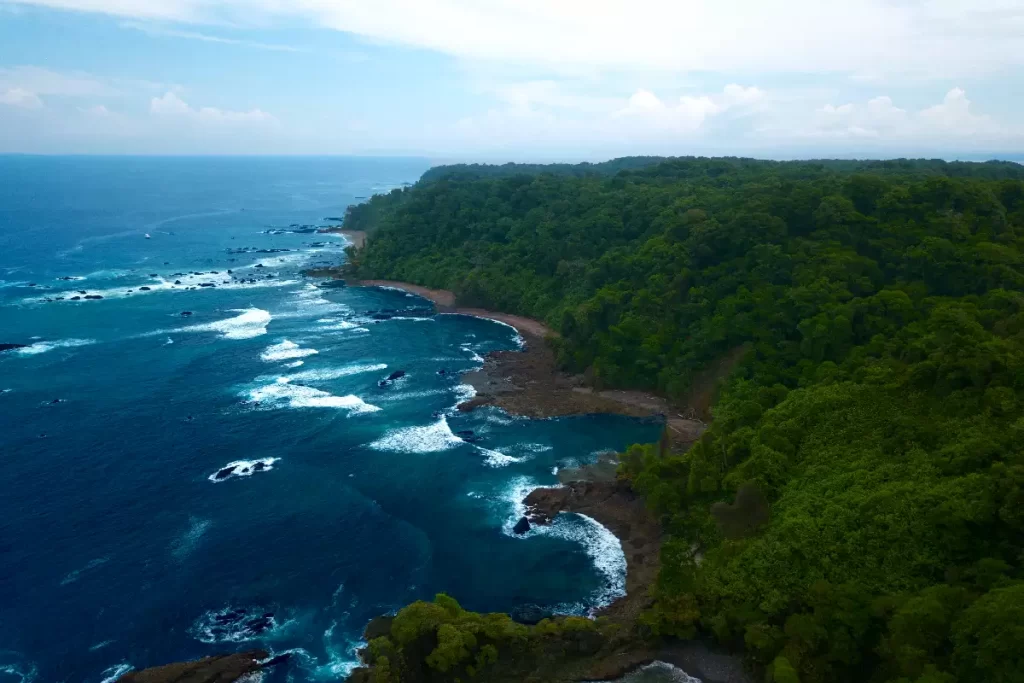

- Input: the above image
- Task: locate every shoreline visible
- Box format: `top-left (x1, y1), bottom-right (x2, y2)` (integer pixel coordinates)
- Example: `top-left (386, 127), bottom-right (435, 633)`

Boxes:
top-left (350, 280), bottom-right (707, 445)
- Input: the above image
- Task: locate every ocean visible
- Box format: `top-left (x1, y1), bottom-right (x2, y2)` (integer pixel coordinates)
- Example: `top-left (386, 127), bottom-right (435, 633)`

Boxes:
top-left (0, 156), bottom-right (661, 683)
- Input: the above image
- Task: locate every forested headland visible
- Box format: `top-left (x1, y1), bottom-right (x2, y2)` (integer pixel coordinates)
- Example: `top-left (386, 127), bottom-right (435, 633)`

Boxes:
top-left (342, 157), bottom-right (1024, 683)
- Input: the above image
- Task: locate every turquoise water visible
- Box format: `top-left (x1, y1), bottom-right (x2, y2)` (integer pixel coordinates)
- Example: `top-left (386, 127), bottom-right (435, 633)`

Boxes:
top-left (0, 157), bottom-right (660, 683)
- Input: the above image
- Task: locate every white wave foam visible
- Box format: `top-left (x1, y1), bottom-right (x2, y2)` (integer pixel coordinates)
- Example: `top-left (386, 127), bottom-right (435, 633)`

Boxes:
top-left (0, 661), bottom-right (38, 683)
top-left (89, 640), bottom-right (115, 652)
top-left (13, 338), bottom-right (95, 356)
top-left (261, 339), bottom-right (318, 362)
top-left (171, 517), bottom-right (211, 559)
top-left (246, 380), bottom-right (380, 414)
top-left (98, 663), bottom-right (133, 683)
top-left (285, 363), bottom-right (387, 383)
top-left (31, 272), bottom-right (300, 305)
top-left (460, 343), bottom-right (485, 363)
top-left (285, 360), bottom-right (304, 368)
top-left (235, 673), bottom-right (265, 683)
top-left (491, 476), bottom-right (627, 609)
top-left (375, 388), bottom-right (449, 404)
top-left (184, 308), bottom-right (271, 340)
top-left (208, 458), bottom-right (280, 483)
top-left (60, 557), bottom-right (110, 586)
top-left (477, 446), bottom-right (523, 468)
top-left (190, 606), bottom-right (285, 643)
top-left (368, 416), bottom-right (464, 453)
top-left (317, 320), bottom-right (359, 331)
top-left (593, 661), bottom-right (701, 683)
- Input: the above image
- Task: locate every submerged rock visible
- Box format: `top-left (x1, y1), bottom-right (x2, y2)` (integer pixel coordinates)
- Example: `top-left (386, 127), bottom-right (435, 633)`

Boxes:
top-left (378, 370), bottom-right (406, 386)
top-left (84, 295), bottom-right (103, 300)
top-left (180, 311), bottom-right (193, 317)
top-left (0, 343), bottom-right (27, 352)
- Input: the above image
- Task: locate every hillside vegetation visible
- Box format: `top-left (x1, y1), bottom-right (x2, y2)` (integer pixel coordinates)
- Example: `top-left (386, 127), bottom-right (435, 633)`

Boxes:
top-left (343, 157), bottom-right (1024, 683)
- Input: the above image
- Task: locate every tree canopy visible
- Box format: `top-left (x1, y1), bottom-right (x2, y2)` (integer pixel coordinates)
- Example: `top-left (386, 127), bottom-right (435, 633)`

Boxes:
top-left (344, 157), bottom-right (1024, 683)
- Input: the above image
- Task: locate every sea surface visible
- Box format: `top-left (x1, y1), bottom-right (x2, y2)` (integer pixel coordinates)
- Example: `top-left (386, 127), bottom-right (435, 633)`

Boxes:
top-left (0, 157), bottom-right (661, 683)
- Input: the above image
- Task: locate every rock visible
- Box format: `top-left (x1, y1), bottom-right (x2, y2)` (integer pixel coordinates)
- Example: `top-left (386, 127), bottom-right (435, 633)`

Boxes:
top-left (117, 651), bottom-right (267, 683)
top-left (254, 264), bottom-right (264, 268)
top-left (363, 616), bottom-right (394, 641)
top-left (214, 467), bottom-right (235, 480)
top-left (252, 462), bottom-right (267, 472)
top-left (174, 280), bottom-right (182, 285)
top-left (512, 516), bottom-right (531, 535)
top-left (50, 398), bottom-right (64, 405)
top-left (180, 311), bottom-right (193, 317)
top-left (84, 295), bottom-right (103, 300)
top-left (457, 396), bottom-right (493, 412)
top-left (0, 344), bottom-right (27, 352)
top-left (510, 604), bottom-right (552, 624)
top-left (438, 369), bottom-right (448, 376)
top-left (139, 286), bottom-right (151, 291)
top-left (148, 273), bottom-right (158, 277)
top-left (27, 282), bottom-right (37, 287)
top-left (57, 276), bottom-right (77, 281)
top-left (78, 290), bottom-right (87, 294)
top-left (455, 429), bottom-right (481, 443)
top-left (199, 283), bottom-right (215, 288)
top-left (378, 370), bottom-right (406, 386)
top-left (70, 296), bottom-right (81, 300)
top-left (227, 269), bottom-right (233, 274)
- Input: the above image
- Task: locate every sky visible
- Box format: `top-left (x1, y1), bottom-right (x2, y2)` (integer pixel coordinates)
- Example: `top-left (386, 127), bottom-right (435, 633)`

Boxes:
top-left (0, 0), bottom-right (1022, 160)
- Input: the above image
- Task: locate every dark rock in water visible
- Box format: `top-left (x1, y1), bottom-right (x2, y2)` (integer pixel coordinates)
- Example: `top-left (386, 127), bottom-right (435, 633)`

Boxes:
top-left (27, 282), bottom-right (37, 287)
top-left (84, 295), bottom-right (103, 300)
top-left (510, 604), bottom-right (553, 624)
top-left (378, 370), bottom-right (406, 386)
top-left (252, 462), bottom-right (267, 472)
top-left (512, 516), bottom-right (531, 535)
top-left (254, 264), bottom-right (264, 268)
top-left (199, 282), bottom-right (215, 288)
top-left (210, 271), bottom-right (219, 274)
top-left (78, 290), bottom-right (87, 294)
top-left (57, 276), bottom-right (77, 281)
top-left (214, 467), bottom-right (235, 480)
top-left (180, 311), bottom-right (193, 317)
top-left (262, 653), bottom-right (292, 668)
top-left (0, 344), bottom-right (27, 352)
top-left (455, 429), bottom-right (481, 443)
top-left (148, 273), bottom-right (158, 277)
top-left (438, 368), bottom-right (448, 375)
top-left (117, 651), bottom-right (267, 683)
top-left (139, 286), bottom-right (151, 291)
top-left (174, 280), bottom-right (182, 285)
top-left (70, 296), bottom-right (81, 300)
top-left (50, 398), bottom-right (64, 405)
top-left (227, 269), bottom-right (233, 274)
top-left (323, 216), bottom-right (344, 222)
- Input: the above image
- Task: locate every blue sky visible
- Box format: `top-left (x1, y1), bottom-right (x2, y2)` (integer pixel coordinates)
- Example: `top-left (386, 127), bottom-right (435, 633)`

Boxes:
top-left (0, 0), bottom-right (1022, 160)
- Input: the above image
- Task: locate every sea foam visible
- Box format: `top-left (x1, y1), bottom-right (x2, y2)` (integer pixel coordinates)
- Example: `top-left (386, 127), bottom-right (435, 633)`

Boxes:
top-left (13, 338), bottom-right (95, 356)
top-left (261, 340), bottom-right (318, 362)
top-left (246, 379), bottom-right (380, 414)
top-left (368, 416), bottom-right (465, 453)
top-left (185, 308), bottom-right (271, 340)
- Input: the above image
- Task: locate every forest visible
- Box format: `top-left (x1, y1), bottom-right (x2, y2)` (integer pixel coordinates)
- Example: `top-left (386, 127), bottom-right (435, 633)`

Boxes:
top-left (342, 157), bottom-right (1024, 683)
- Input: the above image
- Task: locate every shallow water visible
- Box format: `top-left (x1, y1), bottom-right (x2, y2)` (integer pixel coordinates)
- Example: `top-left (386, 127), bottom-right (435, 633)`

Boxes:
top-left (0, 157), bottom-right (660, 683)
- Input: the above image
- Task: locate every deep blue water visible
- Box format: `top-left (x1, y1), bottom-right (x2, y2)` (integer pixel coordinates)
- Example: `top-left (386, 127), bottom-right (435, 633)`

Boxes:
top-left (0, 157), bottom-right (660, 683)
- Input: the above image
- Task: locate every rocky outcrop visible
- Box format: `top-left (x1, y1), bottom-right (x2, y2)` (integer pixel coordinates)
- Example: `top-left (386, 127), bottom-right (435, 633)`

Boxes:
top-left (117, 651), bottom-right (267, 683)
top-left (524, 479), bottom-right (662, 622)
top-left (0, 343), bottom-right (27, 352)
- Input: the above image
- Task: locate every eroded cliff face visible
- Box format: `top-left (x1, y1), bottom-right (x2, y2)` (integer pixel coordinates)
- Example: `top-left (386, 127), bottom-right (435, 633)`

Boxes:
top-left (117, 651), bottom-right (267, 683)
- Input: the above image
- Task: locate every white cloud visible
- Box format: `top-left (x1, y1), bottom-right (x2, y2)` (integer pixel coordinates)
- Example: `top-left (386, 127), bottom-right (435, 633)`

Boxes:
top-left (150, 91), bottom-right (275, 123)
top-left (616, 84), bottom-right (765, 131)
top-left (6, 0), bottom-right (1024, 78)
top-left (0, 87), bottom-right (43, 109)
top-left (120, 20), bottom-right (307, 52)
top-left (77, 103), bottom-right (110, 115)
top-left (0, 65), bottom-right (118, 97)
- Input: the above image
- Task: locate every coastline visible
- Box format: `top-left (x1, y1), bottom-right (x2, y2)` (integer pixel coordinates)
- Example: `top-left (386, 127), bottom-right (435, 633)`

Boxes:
top-left (350, 280), bottom-right (706, 445)
top-left (318, 227), bottom-right (367, 248)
